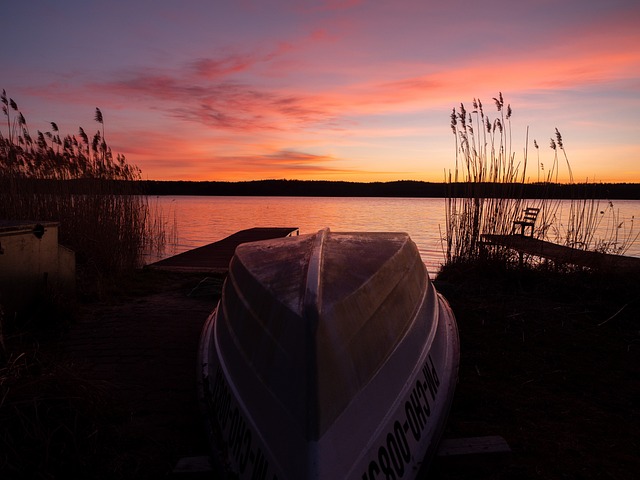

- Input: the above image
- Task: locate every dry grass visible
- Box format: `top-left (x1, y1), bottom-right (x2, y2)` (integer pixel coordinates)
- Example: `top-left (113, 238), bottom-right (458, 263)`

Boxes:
top-left (433, 264), bottom-right (640, 479)
top-left (0, 341), bottom-right (124, 478)
top-left (1, 270), bottom-right (217, 479)
top-left (1, 91), bottom-right (172, 478)
top-left (444, 93), bottom-right (637, 269)
top-left (0, 90), bottom-right (166, 275)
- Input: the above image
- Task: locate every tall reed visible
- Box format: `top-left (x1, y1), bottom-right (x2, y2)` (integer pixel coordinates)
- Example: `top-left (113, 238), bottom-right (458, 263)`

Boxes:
top-left (443, 93), bottom-right (637, 269)
top-left (0, 90), bottom-right (164, 274)
top-left (445, 94), bottom-right (530, 264)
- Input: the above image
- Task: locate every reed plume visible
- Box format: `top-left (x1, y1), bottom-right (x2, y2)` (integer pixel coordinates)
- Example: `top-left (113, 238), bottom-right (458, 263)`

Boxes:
top-left (0, 90), bottom-right (165, 274)
top-left (443, 93), bottom-right (637, 270)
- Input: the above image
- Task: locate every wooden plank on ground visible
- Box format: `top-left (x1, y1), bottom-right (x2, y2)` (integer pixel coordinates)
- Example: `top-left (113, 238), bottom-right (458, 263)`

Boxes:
top-left (437, 435), bottom-right (511, 457)
top-left (433, 436), bottom-right (512, 477)
top-left (173, 456), bottom-right (213, 477)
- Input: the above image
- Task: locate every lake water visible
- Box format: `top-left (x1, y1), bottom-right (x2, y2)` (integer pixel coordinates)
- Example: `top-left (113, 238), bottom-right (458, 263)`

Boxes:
top-left (148, 196), bottom-right (640, 277)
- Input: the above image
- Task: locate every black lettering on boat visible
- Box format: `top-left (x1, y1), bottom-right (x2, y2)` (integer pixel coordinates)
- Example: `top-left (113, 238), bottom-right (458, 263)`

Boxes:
top-left (242, 430), bottom-right (251, 473)
top-left (228, 410), bottom-right (252, 474)
top-left (377, 445), bottom-right (396, 480)
top-left (416, 378), bottom-right (431, 417)
top-left (366, 460), bottom-right (380, 479)
top-left (409, 389), bottom-right (424, 430)
top-left (252, 448), bottom-right (269, 480)
top-left (222, 392), bottom-right (232, 427)
top-left (231, 414), bottom-right (241, 459)
top-left (211, 368), bottom-right (232, 429)
top-left (429, 354), bottom-right (440, 387)
top-left (228, 408), bottom-right (239, 450)
top-left (422, 354), bottom-right (440, 401)
top-left (361, 353), bottom-right (443, 479)
top-left (404, 401), bottom-right (420, 441)
top-left (393, 420), bottom-right (411, 464)
top-left (207, 367), bottom-right (275, 479)
top-left (386, 431), bottom-right (403, 477)
top-left (238, 429), bottom-right (252, 473)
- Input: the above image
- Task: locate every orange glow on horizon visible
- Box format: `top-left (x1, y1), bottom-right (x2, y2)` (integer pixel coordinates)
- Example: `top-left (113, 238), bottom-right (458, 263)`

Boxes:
top-left (3, 1), bottom-right (639, 184)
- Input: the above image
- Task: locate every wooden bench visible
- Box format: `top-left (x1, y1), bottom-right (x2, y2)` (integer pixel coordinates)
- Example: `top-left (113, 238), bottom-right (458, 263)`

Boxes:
top-left (512, 207), bottom-right (540, 237)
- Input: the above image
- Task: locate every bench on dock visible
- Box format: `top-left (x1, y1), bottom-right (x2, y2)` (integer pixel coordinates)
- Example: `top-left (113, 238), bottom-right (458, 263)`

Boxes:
top-left (481, 233), bottom-right (640, 273)
top-left (512, 207), bottom-right (540, 237)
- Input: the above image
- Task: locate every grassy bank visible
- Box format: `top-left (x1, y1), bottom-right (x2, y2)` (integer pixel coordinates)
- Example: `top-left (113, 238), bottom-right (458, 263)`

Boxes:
top-left (0, 91), bottom-right (166, 280)
top-left (0, 270), bottom-right (214, 479)
top-left (0, 91), bottom-right (172, 318)
top-left (444, 94), bottom-right (638, 268)
top-left (435, 94), bottom-right (639, 477)
top-left (433, 262), bottom-right (640, 479)
top-left (0, 92), bottom-right (170, 477)
top-left (1, 266), bottom-right (638, 479)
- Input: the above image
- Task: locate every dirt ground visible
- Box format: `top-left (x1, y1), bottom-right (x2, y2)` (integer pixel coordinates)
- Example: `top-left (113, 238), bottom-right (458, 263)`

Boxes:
top-left (2, 271), bottom-right (220, 479)
top-left (4, 266), bottom-right (638, 479)
top-left (431, 265), bottom-right (640, 480)
top-left (68, 271), bottom-right (222, 479)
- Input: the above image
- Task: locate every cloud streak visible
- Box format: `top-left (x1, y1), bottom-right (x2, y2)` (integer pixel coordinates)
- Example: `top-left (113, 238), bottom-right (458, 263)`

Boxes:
top-left (3, 0), bottom-right (639, 182)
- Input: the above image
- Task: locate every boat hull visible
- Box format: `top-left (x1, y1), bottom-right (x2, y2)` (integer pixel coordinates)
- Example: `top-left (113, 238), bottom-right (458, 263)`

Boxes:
top-left (198, 230), bottom-right (459, 479)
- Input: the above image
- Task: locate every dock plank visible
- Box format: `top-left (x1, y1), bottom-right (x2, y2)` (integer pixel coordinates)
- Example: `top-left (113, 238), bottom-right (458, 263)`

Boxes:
top-left (149, 227), bottom-right (299, 273)
top-left (482, 234), bottom-right (640, 272)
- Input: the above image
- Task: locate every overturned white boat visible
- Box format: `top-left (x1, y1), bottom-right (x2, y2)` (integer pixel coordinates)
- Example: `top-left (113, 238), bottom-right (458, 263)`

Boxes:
top-left (198, 229), bottom-right (459, 479)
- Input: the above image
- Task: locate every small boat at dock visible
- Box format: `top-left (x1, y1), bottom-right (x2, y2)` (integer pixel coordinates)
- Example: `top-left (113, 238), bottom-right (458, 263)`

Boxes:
top-left (198, 228), bottom-right (459, 479)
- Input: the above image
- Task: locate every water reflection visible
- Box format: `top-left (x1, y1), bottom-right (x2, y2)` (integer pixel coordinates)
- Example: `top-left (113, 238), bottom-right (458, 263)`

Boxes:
top-left (147, 196), bottom-right (640, 277)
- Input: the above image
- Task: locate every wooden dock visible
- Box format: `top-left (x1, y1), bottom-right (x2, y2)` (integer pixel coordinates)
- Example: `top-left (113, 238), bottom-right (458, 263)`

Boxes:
top-left (482, 234), bottom-right (640, 273)
top-left (149, 227), bottom-right (299, 273)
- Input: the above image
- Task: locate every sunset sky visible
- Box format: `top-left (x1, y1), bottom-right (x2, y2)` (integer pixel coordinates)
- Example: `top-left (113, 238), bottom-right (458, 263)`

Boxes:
top-left (2, 0), bottom-right (639, 182)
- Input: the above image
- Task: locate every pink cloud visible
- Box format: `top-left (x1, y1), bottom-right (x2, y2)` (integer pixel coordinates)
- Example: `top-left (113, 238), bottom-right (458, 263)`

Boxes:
top-left (189, 41), bottom-right (297, 80)
top-left (93, 63), bottom-right (340, 134)
top-left (289, 0), bottom-right (364, 14)
top-left (14, 1), bottom-right (639, 183)
top-left (148, 149), bottom-right (359, 182)
top-left (106, 118), bottom-right (360, 180)
top-left (189, 55), bottom-right (256, 79)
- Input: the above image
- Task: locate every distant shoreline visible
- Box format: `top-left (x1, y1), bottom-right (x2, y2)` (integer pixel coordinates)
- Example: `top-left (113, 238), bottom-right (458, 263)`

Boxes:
top-left (16, 178), bottom-right (640, 199)
top-left (139, 179), bottom-right (640, 199)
